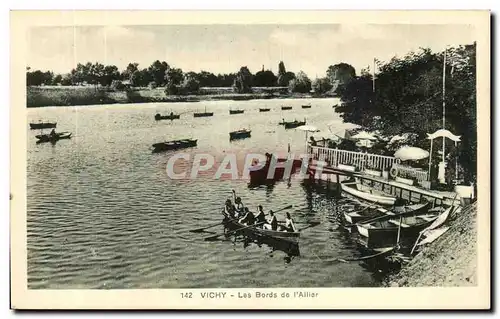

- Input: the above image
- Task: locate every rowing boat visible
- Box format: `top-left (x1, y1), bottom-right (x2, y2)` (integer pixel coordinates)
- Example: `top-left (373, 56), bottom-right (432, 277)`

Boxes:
top-left (281, 106), bottom-right (292, 110)
top-left (284, 120), bottom-right (306, 129)
top-left (301, 104), bottom-right (312, 109)
top-left (343, 202), bottom-right (430, 224)
top-left (155, 113), bottom-right (180, 120)
top-left (30, 122), bottom-right (57, 130)
top-left (259, 108), bottom-right (270, 112)
top-left (229, 109), bottom-right (244, 115)
top-left (229, 129), bottom-right (251, 141)
top-left (152, 139), bottom-right (197, 153)
top-left (341, 181), bottom-right (397, 206)
top-left (356, 204), bottom-right (441, 239)
top-left (35, 132), bottom-right (72, 143)
top-left (221, 210), bottom-right (300, 243)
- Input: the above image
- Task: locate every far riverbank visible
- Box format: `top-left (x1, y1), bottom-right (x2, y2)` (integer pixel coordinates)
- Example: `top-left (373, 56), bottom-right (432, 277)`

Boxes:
top-left (27, 86), bottom-right (336, 108)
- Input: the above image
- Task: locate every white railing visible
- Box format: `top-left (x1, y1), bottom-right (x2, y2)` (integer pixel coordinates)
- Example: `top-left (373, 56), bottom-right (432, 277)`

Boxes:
top-left (393, 164), bottom-right (429, 182)
top-left (308, 145), bottom-right (400, 173)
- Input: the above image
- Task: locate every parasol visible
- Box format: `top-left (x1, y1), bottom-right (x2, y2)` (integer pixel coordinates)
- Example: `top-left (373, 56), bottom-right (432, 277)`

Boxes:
top-left (295, 125), bottom-right (320, 152)
top-left (394, 146), bottom-right (430, 161)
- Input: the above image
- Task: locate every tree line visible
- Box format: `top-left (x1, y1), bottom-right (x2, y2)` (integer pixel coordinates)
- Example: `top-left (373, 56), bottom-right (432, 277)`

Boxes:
top-left (335, 43), bottom-right (477, 183)
top-left (26, 60), bottom-right (357, 95)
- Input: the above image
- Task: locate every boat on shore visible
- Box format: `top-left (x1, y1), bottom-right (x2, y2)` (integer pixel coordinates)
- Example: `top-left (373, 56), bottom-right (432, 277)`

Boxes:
top-left (221, 210), bottom-right (300, 244)
top-left (259, 108), bottom-right (270, 112)
top-left (229, 109), bottom-right (244, 115)
top-left (282, 119), bottom-right (306, 129)
top-left (155, 113), bottom-right (180, 121)
top-left (152, 139), bottom-right (197, 153)
top-left (343, 202), bottom-right (430, 224)
top-left (281, 106), bottom-right (292, 110)
top-left (356, 205), bottom-right (444, 239)
top-left (301, 104), bottom-right (312, 109)
top-left (35, 132), bottom-right (72, 143)
top-left (341, 181), bottom-right (397, 206)
top-left (229, 129), bottom-right (251, 141)
top-left (30, 122), bottom-right (57, 130)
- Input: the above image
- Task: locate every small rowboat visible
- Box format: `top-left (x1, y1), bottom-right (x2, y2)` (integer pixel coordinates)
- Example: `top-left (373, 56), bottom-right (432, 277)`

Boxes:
top-left (259, 108), bottom-right (270, 112)
top-left (343, 202), bottom-right (430, 224)
top-left (193, 107), bottom-right (213, 117)
top-left (155, 113), bottom-right (180, 121)
top-left (229, 109), bottom-right (244, 115)
top-left (341, 181), bottom-right (397, 206)
top-left (30, 122), bottom-right (57, 130)
top-left (301, 104), bottom-right (312, 109)
top-left (281, 106), bottom-right (292, 110)
top-left (356, 204), bottom-right (442, 239)
top-left (229, 129), bottom-right (251, 141)
top-left (283, 120), bottom-right (306, 129)
top-left (152, 139), bottom-right (197, 153)
top-left (35, 132), bottom-right (72, 143)
top-left (221, 210), bottom-right (300, 243)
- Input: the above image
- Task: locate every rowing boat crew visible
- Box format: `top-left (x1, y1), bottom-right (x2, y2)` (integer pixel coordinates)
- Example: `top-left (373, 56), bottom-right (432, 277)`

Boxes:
top-left (224, 191), bottom-right (297, 232)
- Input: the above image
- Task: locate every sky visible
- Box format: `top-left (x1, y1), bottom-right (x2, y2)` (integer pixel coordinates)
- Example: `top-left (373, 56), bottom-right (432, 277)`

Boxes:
top-left (27, 24), bottom-right (477, 78)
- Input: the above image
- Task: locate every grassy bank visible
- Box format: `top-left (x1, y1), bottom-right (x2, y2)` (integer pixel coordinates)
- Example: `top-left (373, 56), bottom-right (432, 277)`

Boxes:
top-left (27, 86), bottom-right (332, 107)
top-left (385, 202), bottom-right (477, 287)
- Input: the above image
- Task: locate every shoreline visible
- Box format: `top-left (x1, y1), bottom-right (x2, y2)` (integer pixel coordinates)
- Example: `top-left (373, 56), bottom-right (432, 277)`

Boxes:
top-left (26, 86), bottom-right (338, 108)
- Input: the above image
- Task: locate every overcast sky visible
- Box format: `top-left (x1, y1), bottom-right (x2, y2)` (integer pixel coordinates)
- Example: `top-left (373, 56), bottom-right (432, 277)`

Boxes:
top-left (27, 24), bottom-right (476, 77)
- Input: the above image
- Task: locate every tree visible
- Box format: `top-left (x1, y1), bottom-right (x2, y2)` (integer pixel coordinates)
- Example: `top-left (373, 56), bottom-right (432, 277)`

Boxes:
top-left (278, 61), bottom-right (286, 76)
top-left (181, 74), bottom-right (200, 94)
top-left (121, 63), bottom-right (139, 81)
top-left (326, 63), bottom-right (356, 92)
top-left (288, 71), bottom-right (311, 93)
top-left (253, 70), bottom-right (277, 87)
top-left (148, 60), bottom-right (169, 86)
top-left (277, 71), bottom-right (295, 87)
top-left (312, 77), bottom-right (333, 94)
top-left (165, 67), bottom-right (184, 86)
top-left (232, 66), bottom-right (253, 93)
top-left (100, 65), bottom-right (120, 86)
top-left (52, 74), bottom-right (63, 85)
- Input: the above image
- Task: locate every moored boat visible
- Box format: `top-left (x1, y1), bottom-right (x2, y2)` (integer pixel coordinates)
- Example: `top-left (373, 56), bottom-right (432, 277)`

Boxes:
top-left (30, 122), bottom-right (57, 130)
top-left (343, 202), bottom-right (430, 224)
top-left (259, 108), bottom-right (270, 112)
top-left (152, 139), bottom-right (198, 153)
top-left (283, 120), bottom-right (306, 129)
top-left (229, 129), bottom-right (251, 141)
top-left (341, 181), bottom-right (397, 206)
top-left (281, 106), bottom-right (292, 110)
top-left (248, 153), bottom-right (303, 184)
top-left (229, 109), bottom-right (244, 115)
top-left (301, 104), bottom-right (312, 109)
top-left (221, 210), bottom-right (300, 243)
top-left (155, 113), bottom-right (180, 121)
top-left (193, 107), bottom-right (213, 117)
top-left (35, 132), bottom-right (72, 143)
top-left (356, 204), bottom-right (443, 239)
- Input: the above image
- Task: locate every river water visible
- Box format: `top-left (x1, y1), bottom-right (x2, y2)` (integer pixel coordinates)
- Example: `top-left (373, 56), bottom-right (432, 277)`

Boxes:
top-left (27, 97), bottom-right (387, 289)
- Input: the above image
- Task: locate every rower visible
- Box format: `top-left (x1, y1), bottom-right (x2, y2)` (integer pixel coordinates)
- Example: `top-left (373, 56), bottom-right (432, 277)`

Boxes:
top-left (232, 190), bottom-right (245, 218)
top-left (263, 210), bottom-right (278, 231)
top-left (49, 128), bottom-right (57, 138)
top-left (224, 199), bottom-right (235, 218)
top-left (238, 207), bottom-right (255, 226)
top-left (284, 212), bottom-right (297, 232)
top-left (255, 205), bottom-right (266, 224)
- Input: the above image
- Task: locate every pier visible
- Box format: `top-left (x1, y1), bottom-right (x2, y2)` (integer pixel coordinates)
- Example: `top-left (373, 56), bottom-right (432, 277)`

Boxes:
top-left (307, 145), bottom-right (464, 207)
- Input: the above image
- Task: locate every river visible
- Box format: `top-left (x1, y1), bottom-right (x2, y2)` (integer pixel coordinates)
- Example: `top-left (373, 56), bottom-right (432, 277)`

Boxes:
top-left (27, 97), bottom-right (387, 289)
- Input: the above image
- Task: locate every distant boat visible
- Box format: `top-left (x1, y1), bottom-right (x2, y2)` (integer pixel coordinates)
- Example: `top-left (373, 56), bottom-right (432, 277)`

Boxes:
top-left (259, 108), bottom-right (271, 112)
top-left (301, 104), bottom-right (312, 109)
top-left (155, 113), bottom-right (180, 121)
top-left (229, 109), bottom-right (244, 115)
top-left (152, 139), bottom-right (198, 153)
top-left (35, 132), bottom-right (71, 143)
top-left (229, 129), bottom-right (251, 141)
top-left (281, 119), bottom-right (306, 129)
top-left (194, 107), bottom-right (214, 118)
top-left (30, 122), bottom-right (57, 130)
top-left (281, 106), bottom-right (292, 110)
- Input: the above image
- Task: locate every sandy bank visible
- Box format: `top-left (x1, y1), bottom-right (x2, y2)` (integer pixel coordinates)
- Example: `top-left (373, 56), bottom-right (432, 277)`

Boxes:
top-left (385, 202), bottom-right (477, 287)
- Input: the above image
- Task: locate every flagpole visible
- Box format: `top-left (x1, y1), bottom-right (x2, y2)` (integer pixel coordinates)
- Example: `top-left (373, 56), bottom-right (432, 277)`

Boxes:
top-left (372, 58), bottom-right (376, 92)
top-left (442, 48), bottom-right (447, 169)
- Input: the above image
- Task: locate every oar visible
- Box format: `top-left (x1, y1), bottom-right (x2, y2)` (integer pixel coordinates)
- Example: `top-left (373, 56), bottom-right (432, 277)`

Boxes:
top-left (190, 221), bottom-right (224, 233)
top-left (204, 222), bottom-right (266, 241)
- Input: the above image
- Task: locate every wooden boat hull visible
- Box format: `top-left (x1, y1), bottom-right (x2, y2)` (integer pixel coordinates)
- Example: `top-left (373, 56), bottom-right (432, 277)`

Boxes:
top-left (249, 156), bottom-right (303, 184)
top-left (222, 211), bottom-right (300, 244)
top-left (30, 122), bottom-right (57, 130)
top-left (341, 181), bottom-right (396, 206)
top-left (301, 105), bottom-right (311, 109)
top-left (35, 132), bottom-right (71, 143)
top-left (281, 107), bottom-right (292, 110)
top-left (229, 131), bottom-right (251, 141)
top-left (155, 114), bottom-right (180, 120)
top-left (229, 110), bottom-right (244, 115)
top-left (152, 139), bottom-right (197, 153)
top-left (259, 108), bottom-right (270, 112)
top-left (284, 121), bottom-right (306, 129)
top-left (193, 113), bottom-right (214, 117)
top-left (344, 202), bottom-right (430, 225)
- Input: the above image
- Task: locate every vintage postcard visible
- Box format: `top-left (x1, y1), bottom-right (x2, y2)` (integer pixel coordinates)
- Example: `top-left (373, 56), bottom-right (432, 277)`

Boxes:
top-left (10, 10), bottom-right (490, 310)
